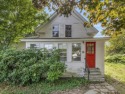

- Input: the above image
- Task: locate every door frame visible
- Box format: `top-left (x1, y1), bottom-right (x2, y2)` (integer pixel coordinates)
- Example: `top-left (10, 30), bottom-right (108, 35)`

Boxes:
top-left (86, 42), bottom-right (96, 68)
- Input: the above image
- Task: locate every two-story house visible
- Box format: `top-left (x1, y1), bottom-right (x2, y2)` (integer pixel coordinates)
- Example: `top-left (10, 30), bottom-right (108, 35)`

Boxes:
top-left (21, 10), bottom-right (109, 81)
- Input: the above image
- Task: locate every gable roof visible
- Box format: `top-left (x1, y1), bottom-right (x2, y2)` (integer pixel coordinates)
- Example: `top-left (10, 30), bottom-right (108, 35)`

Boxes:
top-left (35, 11), bottom-right (57, 33)
top-left (35, 9), bottom-right (99, 35)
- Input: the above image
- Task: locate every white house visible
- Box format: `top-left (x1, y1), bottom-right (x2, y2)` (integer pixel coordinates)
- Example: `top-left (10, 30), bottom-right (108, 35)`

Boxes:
top-left (21, 10), bottom-right (109, 81)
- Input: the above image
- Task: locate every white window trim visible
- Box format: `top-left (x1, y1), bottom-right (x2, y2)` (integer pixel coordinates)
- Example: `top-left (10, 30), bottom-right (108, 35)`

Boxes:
top-left (71, 42), bottom-right (82, 62)
top-left (58, 43), bottom-right (67, 62)
top-left (52, 24), bottom-right (60, 38)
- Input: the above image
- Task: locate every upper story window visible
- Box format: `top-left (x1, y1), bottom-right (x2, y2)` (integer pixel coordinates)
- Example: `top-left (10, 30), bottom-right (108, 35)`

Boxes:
top-left (52, 25), bottom-right (59, 37)
top-left (65, 25), bottom-right (72, 37)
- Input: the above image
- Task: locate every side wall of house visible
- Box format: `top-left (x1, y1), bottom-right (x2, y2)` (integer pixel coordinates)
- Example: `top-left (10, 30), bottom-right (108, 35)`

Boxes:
top-left (96, 41), bottom-right (105, 75)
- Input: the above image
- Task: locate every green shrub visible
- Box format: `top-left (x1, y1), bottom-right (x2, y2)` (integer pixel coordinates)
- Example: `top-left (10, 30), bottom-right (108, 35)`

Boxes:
top-left (0, 49), bottom-right (66, 85)
top-left (47, 62), bottom-right (66, 82)
top-left (105, 54), bottom-right (125, 63)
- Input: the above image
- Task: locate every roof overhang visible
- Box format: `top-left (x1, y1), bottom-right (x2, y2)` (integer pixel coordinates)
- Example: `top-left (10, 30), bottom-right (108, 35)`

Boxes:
top-left (21, 37), bottom-right (110, 42)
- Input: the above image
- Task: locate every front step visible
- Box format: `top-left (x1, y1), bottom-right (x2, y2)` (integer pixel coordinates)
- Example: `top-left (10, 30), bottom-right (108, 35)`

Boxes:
top-left (84, 68), bottom-right (105, 82)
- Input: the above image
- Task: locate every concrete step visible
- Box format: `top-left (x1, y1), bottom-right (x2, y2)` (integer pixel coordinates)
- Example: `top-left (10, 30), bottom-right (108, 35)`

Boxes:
top-left (84, 72), bottom-right (101, 75)
top-left (88, 68), bottom-right (100, 72)
top-left (89, 77), bottom-right (105, 82)
top-left (84, 68), bottom-right (105, 82)
top-left (85, 76), bottom-right (105, 82)
top-left (84, 75), bottom-right (104, 78)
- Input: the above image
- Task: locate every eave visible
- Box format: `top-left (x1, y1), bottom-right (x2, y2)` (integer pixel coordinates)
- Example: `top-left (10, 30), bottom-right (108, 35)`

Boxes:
top-left (21, 37), bottom-right (110, 42)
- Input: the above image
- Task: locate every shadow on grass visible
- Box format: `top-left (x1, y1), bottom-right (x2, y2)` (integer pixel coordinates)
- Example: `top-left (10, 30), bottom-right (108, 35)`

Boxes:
top-left (105, 75), bottom-right (125, 94)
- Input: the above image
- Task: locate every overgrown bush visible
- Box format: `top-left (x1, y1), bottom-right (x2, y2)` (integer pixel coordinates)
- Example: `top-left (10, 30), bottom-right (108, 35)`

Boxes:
top-left (105, 54), bottom-right (125, 63)
top-left (0, 49), bottom-right (66, 85)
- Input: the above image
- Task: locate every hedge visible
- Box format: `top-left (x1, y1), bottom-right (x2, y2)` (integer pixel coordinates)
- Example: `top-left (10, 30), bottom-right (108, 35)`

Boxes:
top-left (0, 49), bottom-right (66, 85)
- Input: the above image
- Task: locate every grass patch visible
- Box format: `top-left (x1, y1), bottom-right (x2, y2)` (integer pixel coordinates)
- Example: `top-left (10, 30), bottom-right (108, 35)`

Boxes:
top-left (0, 78), bottom-right (88, 94)
top-left (105, 62), bottom-right (125, 94)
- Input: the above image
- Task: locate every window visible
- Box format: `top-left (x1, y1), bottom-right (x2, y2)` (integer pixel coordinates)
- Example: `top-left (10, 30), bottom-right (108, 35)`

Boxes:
top-left (58, 43), bottom-right (67, 61)
top-left (44, 44), bottom-right (54, 52)
top-left (53, 25), bottom-right (59, 37)
top-left (65, 25), bottom-right (72, 37)
top-left (44, 44), bottom-right (54, 57)
top-left (87, 43), bottom-right (94, 54)
top-left (30, 44), bottom-right (37, 49)
top-left (72, 43), bottom-right (81, 61)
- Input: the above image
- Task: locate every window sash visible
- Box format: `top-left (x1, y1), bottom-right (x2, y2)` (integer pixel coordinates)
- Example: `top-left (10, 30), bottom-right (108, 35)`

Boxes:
top-left (53, 25), bottom-right (59, 37)
top-left (65, 25), bottom-right (72, 37)
top-left (58, 43), bottom-right (67, 61)
top-left (72, 43), bottom-right (81, 61)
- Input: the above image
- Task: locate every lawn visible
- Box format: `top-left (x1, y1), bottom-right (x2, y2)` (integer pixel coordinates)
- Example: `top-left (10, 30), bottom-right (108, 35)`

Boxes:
top-left (0, 78), bottom-right (88, 94)
top-left (105, 62), bottom-right (125, 94)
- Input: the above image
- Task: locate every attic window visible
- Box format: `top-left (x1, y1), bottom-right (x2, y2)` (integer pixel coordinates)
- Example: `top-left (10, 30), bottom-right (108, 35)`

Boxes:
top-left (52, 25), bottom-right (59, 37)
top-left (65, 25), bottom-right (72, 37)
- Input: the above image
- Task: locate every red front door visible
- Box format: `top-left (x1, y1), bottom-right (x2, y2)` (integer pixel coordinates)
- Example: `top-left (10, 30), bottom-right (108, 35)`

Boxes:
top-left (86, 42), bottom-right (96, 68)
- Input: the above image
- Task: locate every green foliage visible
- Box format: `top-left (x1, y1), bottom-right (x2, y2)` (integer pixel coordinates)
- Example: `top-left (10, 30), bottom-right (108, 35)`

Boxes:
top-left (47, 62), bottom-right (66, 82)
top-left (105, 54), bottom-right (125, 63)
top-left (0, 78), bottom-right (88, 94)
top-left (0, 49), bottom-right (66, 85)
top-left (106, 29), bottom-right (125, 55)
top-left (0, 0), bottom-right (48, 50)
top-left (33, 0), bottom-right (125, 35)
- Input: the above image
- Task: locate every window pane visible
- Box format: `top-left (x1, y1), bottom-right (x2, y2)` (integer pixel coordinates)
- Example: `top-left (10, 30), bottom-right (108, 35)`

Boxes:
top-left (44, 44), bottom-right (53, 51)
top-left (53, 25), bottom-right (59, 31)
top-left (58, 43), bottom-right (67, 61)
top-left (53, 25), bottom-right (59, 37)
top-left (87, 43), bottom-right (95, 54)
top-left (72, 43), bottom-right (81, 61)
top-left (65, 25), bottom-right (72, 37)
top-left (30, 44), bottom-right (37, 48)
top-left (53, 31), bottom-right (59, 37)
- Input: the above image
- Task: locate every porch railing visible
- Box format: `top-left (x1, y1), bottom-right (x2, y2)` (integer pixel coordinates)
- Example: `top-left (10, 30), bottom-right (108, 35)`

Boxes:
top-left (84, 57), bottom-right (90, 81)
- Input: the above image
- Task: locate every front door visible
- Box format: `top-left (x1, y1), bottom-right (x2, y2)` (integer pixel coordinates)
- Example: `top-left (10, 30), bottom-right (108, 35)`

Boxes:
top-left (86, 42), bottom-right (96, 68)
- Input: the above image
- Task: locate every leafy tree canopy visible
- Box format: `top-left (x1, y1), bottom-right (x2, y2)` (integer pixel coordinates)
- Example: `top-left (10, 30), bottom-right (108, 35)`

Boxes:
top-left (32, 0), bottom-right (125, 35)
top-left (106, 29), bottom-right (125, 55)
top-left (0, 0), bottom-right (48, 49)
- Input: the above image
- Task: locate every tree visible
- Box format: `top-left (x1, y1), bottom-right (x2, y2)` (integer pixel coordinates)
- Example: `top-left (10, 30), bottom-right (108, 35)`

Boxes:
top-left (106, 29), bottom-right (125, 55)
top-left (0, 0), bottom-right (48, 49)
top-left (32, 0), bottom-right (125, 35)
